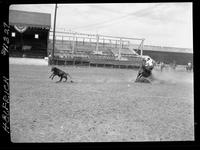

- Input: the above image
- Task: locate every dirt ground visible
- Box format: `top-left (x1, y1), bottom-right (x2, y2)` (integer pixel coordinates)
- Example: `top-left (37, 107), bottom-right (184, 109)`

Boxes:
top-left (9, 64), bottom-right (194, 142)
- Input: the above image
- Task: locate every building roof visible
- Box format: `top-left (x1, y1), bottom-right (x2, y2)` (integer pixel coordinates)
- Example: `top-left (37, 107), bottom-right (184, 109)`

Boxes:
top-left (131, 44), bottom-right (193, 54)
top-left (9, 10), bottom-right (51, 29)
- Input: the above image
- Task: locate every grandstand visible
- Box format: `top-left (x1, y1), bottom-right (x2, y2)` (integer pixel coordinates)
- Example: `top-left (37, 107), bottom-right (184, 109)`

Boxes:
top-left (48, 31), bottom-right (144, 68)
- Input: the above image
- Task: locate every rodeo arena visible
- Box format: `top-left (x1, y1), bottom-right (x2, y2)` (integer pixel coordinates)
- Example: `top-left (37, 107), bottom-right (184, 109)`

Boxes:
top-left (9, 8), bottom-right (194, 143)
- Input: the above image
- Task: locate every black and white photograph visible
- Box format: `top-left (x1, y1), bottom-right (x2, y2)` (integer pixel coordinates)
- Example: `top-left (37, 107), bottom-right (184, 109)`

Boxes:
top-left (8, 3), bottom-right (194, 143)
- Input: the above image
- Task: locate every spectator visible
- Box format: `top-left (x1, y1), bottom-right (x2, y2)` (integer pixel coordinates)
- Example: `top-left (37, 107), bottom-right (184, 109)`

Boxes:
top-left (160, 62), bottom-right (165, 72)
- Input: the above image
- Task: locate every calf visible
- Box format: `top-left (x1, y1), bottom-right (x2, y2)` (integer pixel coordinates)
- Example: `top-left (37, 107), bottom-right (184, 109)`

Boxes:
top-left (49, 67), bottom-right (73, 83)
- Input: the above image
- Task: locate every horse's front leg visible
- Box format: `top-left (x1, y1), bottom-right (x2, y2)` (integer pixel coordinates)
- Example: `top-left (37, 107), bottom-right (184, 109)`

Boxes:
top-left (49, 73), bottom-right (53, 78)
top-left (51, 74), bottom-right (56, 80)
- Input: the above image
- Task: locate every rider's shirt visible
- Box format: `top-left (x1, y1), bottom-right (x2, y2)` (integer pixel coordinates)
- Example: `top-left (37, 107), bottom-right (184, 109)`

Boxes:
top-left (143, 58), bottom-right (154, 71)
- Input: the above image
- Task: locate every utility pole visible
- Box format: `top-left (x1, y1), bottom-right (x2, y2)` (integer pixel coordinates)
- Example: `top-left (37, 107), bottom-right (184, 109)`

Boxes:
top-left (52, 3), bottom-right (58, 60)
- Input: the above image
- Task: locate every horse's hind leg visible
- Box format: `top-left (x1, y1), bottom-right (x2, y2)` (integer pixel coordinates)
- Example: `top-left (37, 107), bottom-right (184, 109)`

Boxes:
top-left (64, 76), bottom-right (68, 82)
top-left (143, 78), bottom-right (151, 83)
top-left (135, 76), bottom-right (151, 83)
top-left (56, 76), bottom-right (63, 83)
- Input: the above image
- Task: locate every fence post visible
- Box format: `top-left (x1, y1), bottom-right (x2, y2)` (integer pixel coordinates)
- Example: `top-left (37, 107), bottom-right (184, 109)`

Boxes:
top-left (72, 32), bottom-right (75, 56)
top-left (118, 38), bottom-right (122, 60)
top-left (141, 39), bottom-right (144, 56)
top-left (62, 35), bottom-right (63, 49)
top-left (96, 34), bottom-right (99, 52)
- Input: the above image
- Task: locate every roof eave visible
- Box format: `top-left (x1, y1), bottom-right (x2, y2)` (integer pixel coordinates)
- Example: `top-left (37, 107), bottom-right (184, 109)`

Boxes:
top-left (9, 22), bottom-right (50, 29)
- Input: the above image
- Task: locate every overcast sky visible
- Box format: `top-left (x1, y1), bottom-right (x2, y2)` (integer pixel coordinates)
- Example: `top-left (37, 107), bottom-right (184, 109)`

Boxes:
top-left (10, 3), bottom-right (193, 48)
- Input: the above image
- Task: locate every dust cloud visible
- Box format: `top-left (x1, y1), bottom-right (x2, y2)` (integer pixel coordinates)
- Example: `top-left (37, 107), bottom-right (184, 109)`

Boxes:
top-left (151, 69), bottom-right (193, 84)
